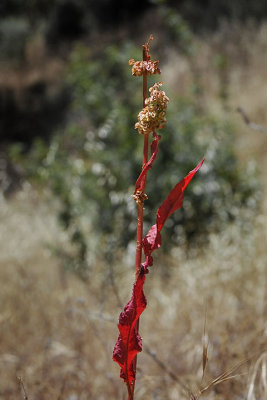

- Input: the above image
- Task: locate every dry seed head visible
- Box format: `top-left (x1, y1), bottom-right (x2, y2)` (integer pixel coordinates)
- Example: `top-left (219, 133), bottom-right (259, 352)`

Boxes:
top-left (129, 59), bottom-right (161, 76)
top-left (129, 35), bottom-right (161, 76)
top-left (135, 82), bottom-right (169, 135)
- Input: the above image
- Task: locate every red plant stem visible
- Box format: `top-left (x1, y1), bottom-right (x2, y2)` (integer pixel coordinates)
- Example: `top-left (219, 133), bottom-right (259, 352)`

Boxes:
top-left (126, 381), bottom-right (134, 400)
top-left (130, 44), bottom-right (149, 400)
top-left (135, 44), bottom-right (149, 281)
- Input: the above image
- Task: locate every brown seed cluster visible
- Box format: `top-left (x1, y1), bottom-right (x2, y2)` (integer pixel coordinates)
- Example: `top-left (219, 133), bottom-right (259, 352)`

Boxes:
top-left (135, 82), bottom-right (169, 135)
top-left (129, 59), bottom-right (161, 76)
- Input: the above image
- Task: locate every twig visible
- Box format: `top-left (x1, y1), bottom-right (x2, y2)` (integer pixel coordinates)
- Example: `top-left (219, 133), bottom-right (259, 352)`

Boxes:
top-left (144, 347), bottom-right (189, 393)
top-left (109, 262), bottom-right (123, 309)
top-left (202, 306), bottom-right (209, 381)
top-left (57, 377), bottom-right (67, 400)
top-left (236, 107), bottom-right (267, 134)
top-left (17, 376), bottom-right (29, 400)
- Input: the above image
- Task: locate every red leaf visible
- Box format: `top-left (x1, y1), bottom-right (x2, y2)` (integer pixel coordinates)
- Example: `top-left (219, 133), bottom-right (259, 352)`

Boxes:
top-left (113, 273), bottom-right (147, 384)
top-left (113, 159), bottom-right (204, 385)
top-left (134, 134), bottom-right (161, 194)
top-left (156, 158), bottom-right (204, 231)
top-left (142, 158), bottom-right (204, 271)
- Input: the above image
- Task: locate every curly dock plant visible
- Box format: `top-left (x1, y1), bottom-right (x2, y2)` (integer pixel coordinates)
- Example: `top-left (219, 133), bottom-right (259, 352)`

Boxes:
top-left (113, 35), bottom-right (204, 400)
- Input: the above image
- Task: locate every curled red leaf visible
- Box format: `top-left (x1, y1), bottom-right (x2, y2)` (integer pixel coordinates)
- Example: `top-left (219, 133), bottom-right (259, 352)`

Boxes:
top-left (142, 158), bottom-right (205, 271)
top-left (156, 158), bottom-right (205, 231)
top-left (113, 273), bottom-right (147, 384)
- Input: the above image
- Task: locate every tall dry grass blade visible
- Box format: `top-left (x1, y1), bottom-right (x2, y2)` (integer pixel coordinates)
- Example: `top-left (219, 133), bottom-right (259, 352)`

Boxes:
top-left (199, 358), bottom-right (249, 396)
top-left (247, 352), bottom-right (267, 400)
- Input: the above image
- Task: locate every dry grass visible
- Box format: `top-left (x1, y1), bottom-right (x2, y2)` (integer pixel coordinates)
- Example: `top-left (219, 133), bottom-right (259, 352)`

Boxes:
top-left (0, 187), bottom-right (265, 400)
top-left (0, 23), bottom-right (267, 399)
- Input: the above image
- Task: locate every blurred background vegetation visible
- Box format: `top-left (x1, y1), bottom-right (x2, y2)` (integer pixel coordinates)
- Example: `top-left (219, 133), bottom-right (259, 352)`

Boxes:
top-left (0, 0), bottom-right (264, 276)
top-left (0, 2), bottom-right (267, 400)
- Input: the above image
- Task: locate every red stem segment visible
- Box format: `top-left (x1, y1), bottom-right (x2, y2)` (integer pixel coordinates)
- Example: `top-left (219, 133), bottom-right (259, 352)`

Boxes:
top-left (129, 44), bottom-right (149, 400)
top-left (135, 45), bottom-right (149, 281)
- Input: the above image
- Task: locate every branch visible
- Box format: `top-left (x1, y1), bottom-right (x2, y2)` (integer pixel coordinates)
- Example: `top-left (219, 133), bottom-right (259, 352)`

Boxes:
top-left (144, 347), bottom-right (189, 393)
top-left (17, 377), bottom-right (28, 400)
top-left (236, 107), bottom-right (267, 135)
